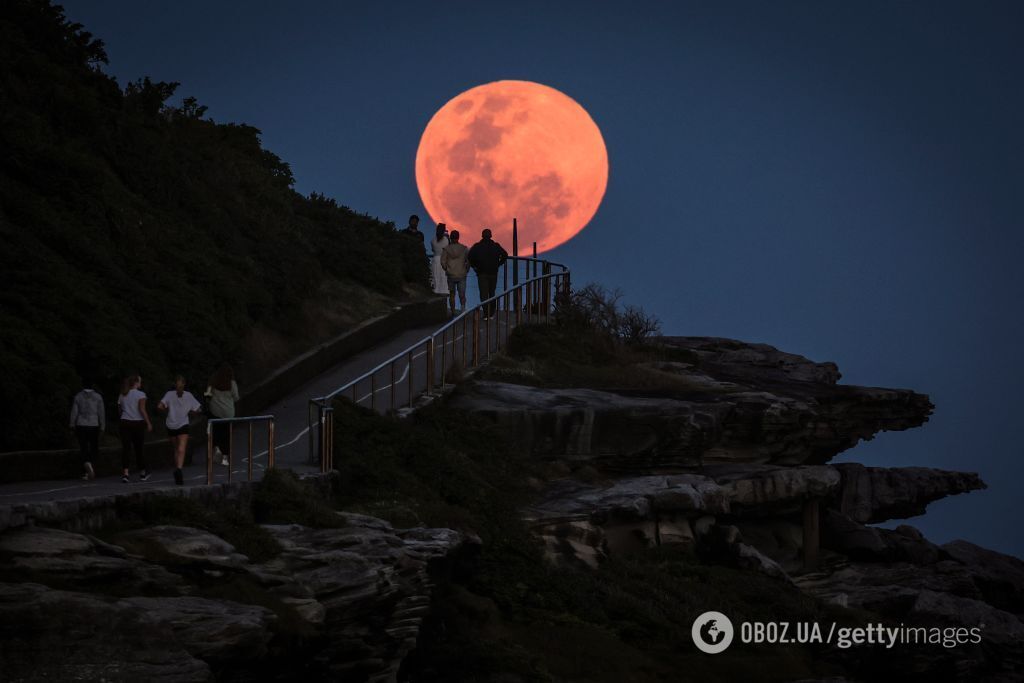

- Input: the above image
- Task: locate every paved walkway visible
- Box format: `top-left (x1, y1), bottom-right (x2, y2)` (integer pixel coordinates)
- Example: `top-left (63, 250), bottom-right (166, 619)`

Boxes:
top-left (0, 310), bottom-right (525, 505)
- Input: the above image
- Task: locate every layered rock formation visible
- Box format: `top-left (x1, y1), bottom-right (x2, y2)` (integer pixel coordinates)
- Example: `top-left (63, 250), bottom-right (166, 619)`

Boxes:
top-left (451, 337), bottom-right (933, 468)
top-left (455, 336), bottom-right (1019, 680)
top-left (0, 513), bottom-right (469, 681)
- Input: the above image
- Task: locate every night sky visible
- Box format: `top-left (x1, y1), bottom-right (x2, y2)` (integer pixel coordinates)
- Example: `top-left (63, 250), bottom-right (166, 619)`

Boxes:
top-left (61, 1), bottom-right (1024, 557)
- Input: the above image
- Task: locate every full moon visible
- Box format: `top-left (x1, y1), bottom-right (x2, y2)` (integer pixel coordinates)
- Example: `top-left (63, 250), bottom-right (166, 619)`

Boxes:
top-left (415, 80), bottom-right (608, 254)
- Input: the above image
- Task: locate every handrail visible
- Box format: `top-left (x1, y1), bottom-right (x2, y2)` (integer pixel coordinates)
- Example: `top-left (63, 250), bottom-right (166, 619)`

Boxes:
top-left (206, 415), bottom-right (275, 485)
top-left (307, 256), bottom-right (570, 469)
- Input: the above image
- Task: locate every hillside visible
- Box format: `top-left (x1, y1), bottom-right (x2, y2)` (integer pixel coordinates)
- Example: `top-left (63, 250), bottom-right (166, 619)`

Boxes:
top-left (0, 0), bottom-right (428, 451)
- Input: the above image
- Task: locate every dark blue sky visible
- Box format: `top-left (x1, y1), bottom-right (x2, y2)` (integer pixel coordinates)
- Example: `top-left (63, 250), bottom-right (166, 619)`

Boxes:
top-left (62, 1), bottom-right (1024, 556)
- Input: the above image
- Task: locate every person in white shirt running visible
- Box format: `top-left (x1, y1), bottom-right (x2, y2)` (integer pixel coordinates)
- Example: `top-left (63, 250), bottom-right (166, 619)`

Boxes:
top-left (158, 375), bottom-right (201, 486)
top-left (117, 374), bottom-right (152, 483)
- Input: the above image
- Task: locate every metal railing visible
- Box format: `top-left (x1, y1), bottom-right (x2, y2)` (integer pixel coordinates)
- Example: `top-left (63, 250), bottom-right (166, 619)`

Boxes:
top-left (206, 415), bottom-right (276, 484)
top-left (307, 256), bottom-right (570, 472)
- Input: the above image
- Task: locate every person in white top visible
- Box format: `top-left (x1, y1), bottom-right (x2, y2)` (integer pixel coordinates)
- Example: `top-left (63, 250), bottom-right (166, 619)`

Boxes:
top-left (431, 223), bottom-right (450, 296)
top-left (158, 375), bottom-right (202, 486)
top-left (117, 374), bottom-right (152, 483)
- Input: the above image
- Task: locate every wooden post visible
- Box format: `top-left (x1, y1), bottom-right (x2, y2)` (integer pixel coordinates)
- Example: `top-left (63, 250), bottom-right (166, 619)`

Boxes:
top-left (803, 497), bottom-right (820, 569)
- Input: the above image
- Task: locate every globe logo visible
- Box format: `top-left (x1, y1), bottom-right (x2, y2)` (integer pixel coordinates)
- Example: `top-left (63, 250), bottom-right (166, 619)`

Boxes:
top-left (691, 611), bottom-right (734, 654)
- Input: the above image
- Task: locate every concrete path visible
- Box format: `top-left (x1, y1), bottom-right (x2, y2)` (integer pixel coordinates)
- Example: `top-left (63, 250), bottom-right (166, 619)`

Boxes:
top-left (0, 309), bottom-right (527, 505)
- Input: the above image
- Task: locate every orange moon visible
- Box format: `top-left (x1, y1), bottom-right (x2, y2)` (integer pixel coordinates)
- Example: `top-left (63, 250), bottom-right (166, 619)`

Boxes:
top-left (415, 80), bottom-right (608, 254)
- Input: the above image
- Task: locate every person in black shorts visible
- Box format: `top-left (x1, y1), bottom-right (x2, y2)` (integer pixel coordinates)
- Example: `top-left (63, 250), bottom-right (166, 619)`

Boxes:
top-left (158, 375), bottom-right (201, 485)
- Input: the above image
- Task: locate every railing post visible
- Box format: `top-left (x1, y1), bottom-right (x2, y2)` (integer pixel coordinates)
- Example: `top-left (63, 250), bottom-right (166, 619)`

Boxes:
top-left (440, 329), bottom-right (447, 388)
top-left (408, 349), bottom-right (414, 408)
top-left (268, 419), bottom-right (275, 471)
top-left (248, 422), bottom-right (254, 481)
top-left (505, 291), bottom-right (511, 346)
top-left (426, 338), bottom-right (435, 395)
top-left (226, 424), bottom-right (233, 483)
top-left (462, 316), bottom-right (468, 368)
top-left (325, 406), bottom-right (334, 472)
top-left (472, 309), bottom-right (480, 366)
top-left (390, 360), bottom-right (396, 414)
top-left (206, 420), bottom-right (213, 485)
top-left (370, 372), bottom-right (376, 413)
top-left (515, 283), bottom-right (522, 327)
top-left (543, 262), bottom-right (551, 318)
top-left (318, 405), bottom-right (327, 473)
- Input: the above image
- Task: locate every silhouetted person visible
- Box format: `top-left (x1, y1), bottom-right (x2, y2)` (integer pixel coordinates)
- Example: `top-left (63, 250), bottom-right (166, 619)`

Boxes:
top-left (400, 214), bottom-right (422, 239)
top-left (70, 377), bottom-right (104, 480)
top-left (468, 228), bottom-right (507, 317)
top-left (117, 374), bottom-right (152, 482)
top-left (205, 364), bottom-right (239, 466)
top-left (441, 229), bottom-right (469, 313)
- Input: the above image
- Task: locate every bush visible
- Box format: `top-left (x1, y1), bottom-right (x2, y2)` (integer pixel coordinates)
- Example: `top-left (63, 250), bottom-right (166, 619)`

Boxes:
top-left (554, 283), bottom-right (661, 346)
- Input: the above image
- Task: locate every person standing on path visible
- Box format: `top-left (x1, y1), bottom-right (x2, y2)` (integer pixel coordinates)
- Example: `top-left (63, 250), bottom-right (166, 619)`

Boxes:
top-left (205, 364), bottom-right (240, 467)
top-left (441, 229), bottom-right (469, 313)
top-left (467, 228), bottom-right (508, 317)
top-left (69, 378), bottom-right (104, 480)
top-left (159, 375), bottom-right (201, 486)
top-left (117, 374), bottom-right (151, 483)
top-left (431, 223), bottom-right (450, 297)
top-left (399, 214), bottom-right (422, 239)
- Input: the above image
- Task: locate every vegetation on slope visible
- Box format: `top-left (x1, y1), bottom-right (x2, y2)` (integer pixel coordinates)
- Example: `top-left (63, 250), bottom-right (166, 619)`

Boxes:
top-left (0, 0), bottom-right (428, 450)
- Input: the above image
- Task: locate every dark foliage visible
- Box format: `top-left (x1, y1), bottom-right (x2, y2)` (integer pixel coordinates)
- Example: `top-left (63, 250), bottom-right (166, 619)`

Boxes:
top-left (554, 283), bottom-right (661, 346)
top-left (0, 1), bottom-right (428, 450)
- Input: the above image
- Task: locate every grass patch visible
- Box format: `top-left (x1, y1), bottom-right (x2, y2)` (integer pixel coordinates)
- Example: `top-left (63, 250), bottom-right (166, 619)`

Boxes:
top-left (253, 468), bottom-right (346, 528)
top-left (476, 323), bottom-right (718, 393)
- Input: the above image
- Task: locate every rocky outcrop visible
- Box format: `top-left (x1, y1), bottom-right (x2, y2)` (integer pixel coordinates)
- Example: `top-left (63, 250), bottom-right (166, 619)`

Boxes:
top-left (0, 516), bottom-right (469, 682)
top-left (833, 463), bottom-right (987, 523)
top-left (452, 341), bottom-right (932, 467)
top-left (255, 514), bottom-right (471, 682)
top-left (0, 581), bottom-right (215, 681)
top-left (0, 525), bottom-right (184, 594)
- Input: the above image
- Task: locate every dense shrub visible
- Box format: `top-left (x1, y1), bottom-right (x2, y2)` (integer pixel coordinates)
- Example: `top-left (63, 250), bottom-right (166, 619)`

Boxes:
top-left (0, 0), bottom-right (429, 450)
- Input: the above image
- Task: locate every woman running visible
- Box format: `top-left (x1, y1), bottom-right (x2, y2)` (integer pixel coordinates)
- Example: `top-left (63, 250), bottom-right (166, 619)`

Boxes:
top-left (158, 375), bottom-right (202, 486)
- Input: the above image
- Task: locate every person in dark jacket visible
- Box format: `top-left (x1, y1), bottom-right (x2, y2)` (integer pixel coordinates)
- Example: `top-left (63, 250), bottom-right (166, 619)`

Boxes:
top-left (467, 228), bottom-right (508, 317)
